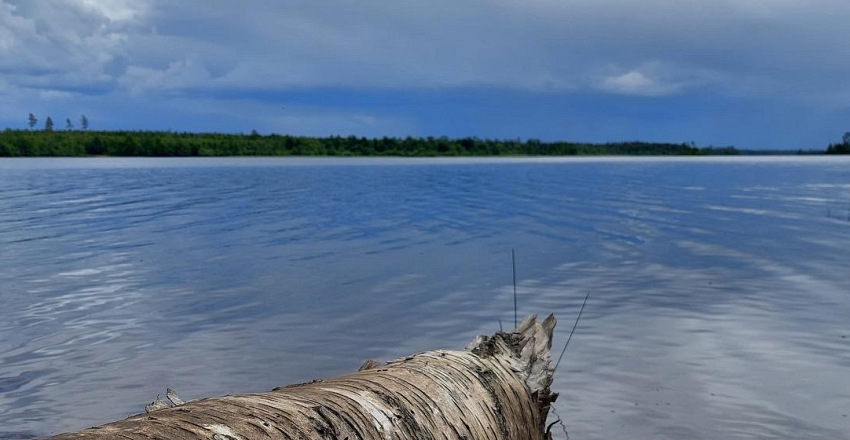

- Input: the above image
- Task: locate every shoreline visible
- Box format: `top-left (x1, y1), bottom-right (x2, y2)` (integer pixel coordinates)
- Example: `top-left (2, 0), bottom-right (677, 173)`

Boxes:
top-left (1, 154), bottom-right (847, 170)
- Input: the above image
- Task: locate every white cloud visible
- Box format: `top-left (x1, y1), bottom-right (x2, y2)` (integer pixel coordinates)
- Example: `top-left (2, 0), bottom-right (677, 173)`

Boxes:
top-left (594, 61), bottom-right (731, 97)
top-left (600, 71), bottom-right (677, 97)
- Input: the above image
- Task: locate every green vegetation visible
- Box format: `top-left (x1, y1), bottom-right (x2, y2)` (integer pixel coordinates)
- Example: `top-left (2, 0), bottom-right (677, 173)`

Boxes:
top-left (826, 132), bottom-right (850, 154)
top-left (0, 129), bottom-right (742, 157)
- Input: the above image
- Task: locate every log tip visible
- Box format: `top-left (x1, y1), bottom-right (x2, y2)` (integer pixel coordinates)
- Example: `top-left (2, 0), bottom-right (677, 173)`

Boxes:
top-left (468, 314), bottom-right (559, 436)
top-left (467, 314), bottom-right (557, 394)
top-left (166, 388), bottom-right (185, 406)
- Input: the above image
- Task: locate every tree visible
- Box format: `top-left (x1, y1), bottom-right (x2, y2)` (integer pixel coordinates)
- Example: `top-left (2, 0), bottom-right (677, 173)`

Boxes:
top-left (66, 118), bottom-right (73, 130)
top-left (45, 116), bottom-right (54, 131)
top-left (80, 114), bottom-right (88, 130)
top-left (826, 132), bottom-right (850, 154)
top-left (28, 113), bottom-right (37, 129)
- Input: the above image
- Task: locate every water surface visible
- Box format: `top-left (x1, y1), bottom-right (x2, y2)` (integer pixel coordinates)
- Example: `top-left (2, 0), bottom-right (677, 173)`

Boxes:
top-left (1, 157), bottom-right (848, 439)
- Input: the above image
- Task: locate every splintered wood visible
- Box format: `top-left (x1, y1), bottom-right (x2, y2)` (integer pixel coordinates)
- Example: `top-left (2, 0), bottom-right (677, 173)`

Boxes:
top-left (47, 314), bottom-right (558, 440)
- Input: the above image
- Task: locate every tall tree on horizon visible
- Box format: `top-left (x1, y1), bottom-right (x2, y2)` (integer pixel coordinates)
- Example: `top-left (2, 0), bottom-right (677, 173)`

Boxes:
top-left (66, 118), bottom-right (73, 130)
top-left (45, 116), bottom-right (54, 131)
top-left (80, 114), bottom-right (88, 130)
top-left (28, 113), bottom-right (37, 129)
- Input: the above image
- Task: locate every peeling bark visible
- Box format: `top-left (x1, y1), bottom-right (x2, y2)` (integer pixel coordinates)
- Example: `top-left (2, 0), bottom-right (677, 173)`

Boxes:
top-left (47, 314), bottom-right (558, 440)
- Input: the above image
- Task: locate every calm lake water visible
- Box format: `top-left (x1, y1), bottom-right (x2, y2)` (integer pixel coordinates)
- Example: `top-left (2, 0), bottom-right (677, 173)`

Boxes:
top-left (1, 157), bottom-right (848, 439)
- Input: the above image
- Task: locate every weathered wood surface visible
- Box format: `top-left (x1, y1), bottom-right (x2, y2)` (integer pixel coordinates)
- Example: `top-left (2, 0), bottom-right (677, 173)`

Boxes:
top-left (47, 314), bottom-right (558, 440)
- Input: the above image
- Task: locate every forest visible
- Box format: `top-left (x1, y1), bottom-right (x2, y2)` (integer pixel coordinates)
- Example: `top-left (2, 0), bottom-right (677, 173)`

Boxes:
top-left (0, 129), bottom-right (740, 157)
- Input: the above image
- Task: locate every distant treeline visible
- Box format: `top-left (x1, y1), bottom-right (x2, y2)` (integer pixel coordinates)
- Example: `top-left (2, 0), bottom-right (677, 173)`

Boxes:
top-left (0, 129), bottom-right (741, 157)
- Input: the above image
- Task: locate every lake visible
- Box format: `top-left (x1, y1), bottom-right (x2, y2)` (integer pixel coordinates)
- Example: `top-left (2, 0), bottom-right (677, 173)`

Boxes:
top-left (1, 157), bottom-right (848, 439)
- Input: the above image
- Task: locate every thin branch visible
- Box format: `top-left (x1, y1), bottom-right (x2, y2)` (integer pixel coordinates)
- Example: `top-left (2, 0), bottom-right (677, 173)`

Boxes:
top-left (554, 292), bottom-right (590, 372)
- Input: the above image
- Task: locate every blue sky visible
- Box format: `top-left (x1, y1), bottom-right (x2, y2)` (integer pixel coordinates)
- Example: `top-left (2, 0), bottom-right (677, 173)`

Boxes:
top-left (1, 0), bottom-right (848, 150)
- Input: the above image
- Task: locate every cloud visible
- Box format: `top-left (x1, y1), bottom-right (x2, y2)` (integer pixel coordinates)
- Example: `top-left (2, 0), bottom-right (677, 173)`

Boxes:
top-left (107, 1), bottom-right (578, 93)
top-left (72, 0), bottom-right (146, 22)
top-left (3, 0), bottom-right (849, 99)
top-left (594, 62), bottom-right (728, 97)
top-left (119, 58), bottom-right (213, 95)
top-left (38, 90), bottom-right (78, 100)
top-left (1, 0), bottom-right (849, 147)
top-left (599, 70), bottom-right (679, 97)
top-left (0, 0), bottom-right (152, 94)
top-left (133, 1), bottom-right (850, 100)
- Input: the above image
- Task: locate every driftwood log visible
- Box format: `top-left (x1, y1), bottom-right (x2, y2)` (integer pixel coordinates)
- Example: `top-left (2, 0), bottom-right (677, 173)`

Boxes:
top-left (47, 314), bottom-right (558, 440)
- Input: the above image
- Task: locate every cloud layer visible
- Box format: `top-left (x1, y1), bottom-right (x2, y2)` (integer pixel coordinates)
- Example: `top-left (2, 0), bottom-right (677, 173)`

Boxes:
top-left (1, 0), bottom-right (849, 148)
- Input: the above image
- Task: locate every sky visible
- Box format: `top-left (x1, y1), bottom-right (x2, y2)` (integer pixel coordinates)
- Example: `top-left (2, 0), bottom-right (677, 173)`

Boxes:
top-left (1, 0), bottom-right (849, 150)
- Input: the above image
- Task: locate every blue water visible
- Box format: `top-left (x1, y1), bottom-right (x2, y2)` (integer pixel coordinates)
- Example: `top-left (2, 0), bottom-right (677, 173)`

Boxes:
top-left (1, 157), bottom-right (848, 439)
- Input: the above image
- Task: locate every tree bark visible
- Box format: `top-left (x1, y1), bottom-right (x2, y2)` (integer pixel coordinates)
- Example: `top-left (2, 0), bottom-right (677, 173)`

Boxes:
top-left (47, 314), bottom-right (558, 440)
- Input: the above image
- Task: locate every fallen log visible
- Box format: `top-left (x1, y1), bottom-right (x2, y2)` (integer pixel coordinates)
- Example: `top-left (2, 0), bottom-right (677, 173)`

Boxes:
top-left (47, 314), bottom-right (558, 440)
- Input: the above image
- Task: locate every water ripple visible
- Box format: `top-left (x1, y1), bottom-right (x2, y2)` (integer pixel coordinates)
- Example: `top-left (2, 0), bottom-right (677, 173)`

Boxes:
top-left (1, 157), bottom-right (849, 438)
